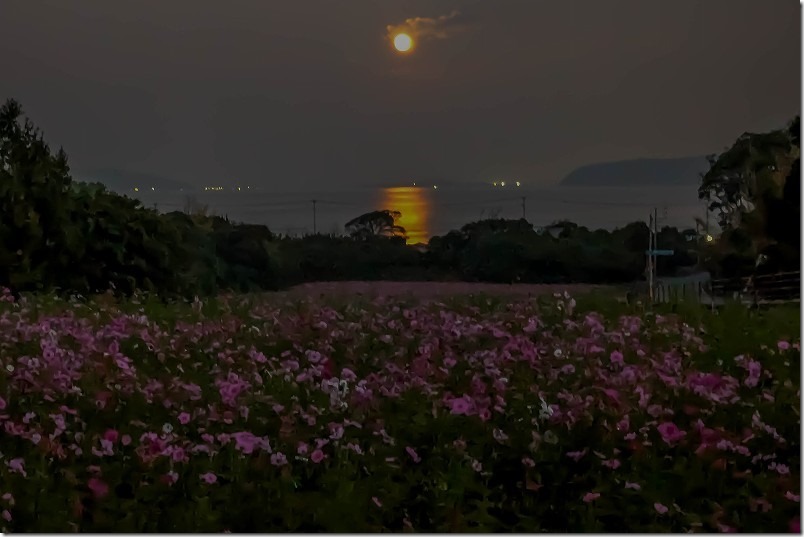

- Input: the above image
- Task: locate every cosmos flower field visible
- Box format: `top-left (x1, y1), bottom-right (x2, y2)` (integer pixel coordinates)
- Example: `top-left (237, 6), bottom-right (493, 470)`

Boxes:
top-left (0, 286), bottom-right (799, 532)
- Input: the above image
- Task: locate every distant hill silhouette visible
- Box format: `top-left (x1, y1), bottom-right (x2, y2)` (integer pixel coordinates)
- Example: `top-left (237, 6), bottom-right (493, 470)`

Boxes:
top-left (75, 169), bottom-right (195, 193)
top-left (561, 156), bottom-right (710, 187)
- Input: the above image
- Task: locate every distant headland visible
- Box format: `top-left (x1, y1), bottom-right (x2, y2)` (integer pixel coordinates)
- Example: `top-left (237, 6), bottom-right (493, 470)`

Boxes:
top-left (560, 156), bottom-right (710, 187)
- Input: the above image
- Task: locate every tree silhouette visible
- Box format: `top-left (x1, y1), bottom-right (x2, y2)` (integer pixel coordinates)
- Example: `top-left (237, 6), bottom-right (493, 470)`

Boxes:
top-left (344, 210), bottom-right (407, 241)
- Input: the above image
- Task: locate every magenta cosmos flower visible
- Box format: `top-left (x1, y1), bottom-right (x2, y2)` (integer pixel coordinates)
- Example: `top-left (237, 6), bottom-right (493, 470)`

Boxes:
top-left (657, 422), bottom-right (686, 446)
top-left (87, 477), bottom-right (109, 499)
top-left (448, 396), bottom-right (473, 416)
top-left (582, 492), bottom-right (600, 503)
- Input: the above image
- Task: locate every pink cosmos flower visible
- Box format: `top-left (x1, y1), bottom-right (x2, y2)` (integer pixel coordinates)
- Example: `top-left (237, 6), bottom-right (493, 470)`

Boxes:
top-left (372, 496), bottom-right (382, 508)
top-left (785, 491), bottom-right (800, 502)
top-left (0, 397), bottom-right (6, 411)
top-left (310, 449), bottom-right (325, 464)
top-left (448, 396), bottom-right (472, 416)
top-left (583, 492), bottom-right (600, 503)
top-left (745, 360), bottom-right (762, 388)
top-left (789, 517), bottom-right (800, 533)
top-left (523, 318), bottom-right (539, 333)
top-left (602, 459), bottom-right (621, 470)
top-left (654, 503), bottom-right (668, 515)
top-left (200, 472), bottom-right (217, 484)
top-left (87, 477), bottom-right (109, 499)
top-left (165, 471), bottom-right (179, 485)
top-left (610, 350), bottom-right (624, 366)
top-left (178, 412), bottom-right (191, 425)
top-left (7, 459), bottom-right (25, 477)
top-left (98, 438), bottom-right (114, 455)
top-left (778, 340), bottom-right (791, 351)
top-left (121, 434), bottom-right (132, 446)
top-left (566, 449), bottom-right (587, 462)
top-left (103, 429), bottom-right (119, 443)
top-left (171, 447), bottom-right (187, 463)
top-left (625, 481), bottom-right (641, 491)
top-left (616, 416), bottom-right (630, 433)
top-left (232, 432), bottom-right (259, 455)
top-left (603, 388), bottom-right (621, 404)
top-left (522, 457), bottom-right (535, 468)
top-left (270, 452), bottom-right (288, 466)
top-left (657, 422), bottom-right (686, 446)
top-left (405, 446), bottom-right (421, 463)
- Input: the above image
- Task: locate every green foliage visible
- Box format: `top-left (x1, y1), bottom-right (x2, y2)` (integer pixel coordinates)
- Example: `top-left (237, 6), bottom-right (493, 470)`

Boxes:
top-left (700, 115), bottom-right (800, 277)
top-left (1, 97), bottom-right (796, 297)
top-left (0, 99), bottom-right (284, 298)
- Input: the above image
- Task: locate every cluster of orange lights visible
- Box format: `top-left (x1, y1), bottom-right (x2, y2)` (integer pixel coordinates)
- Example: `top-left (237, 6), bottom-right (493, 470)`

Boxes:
top-left (203, 186), bottom-right (250, 191)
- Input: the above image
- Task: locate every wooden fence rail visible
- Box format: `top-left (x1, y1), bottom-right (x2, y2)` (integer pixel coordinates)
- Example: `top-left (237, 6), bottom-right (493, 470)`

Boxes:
top-left (711, 271), bottom-right (800, 305)
top-left (652, 271), bottom-right (800, 307)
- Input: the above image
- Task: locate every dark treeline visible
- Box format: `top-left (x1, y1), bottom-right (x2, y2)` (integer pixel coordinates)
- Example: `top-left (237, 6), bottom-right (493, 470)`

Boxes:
top-left (0, 99), bottom-right (798, 298)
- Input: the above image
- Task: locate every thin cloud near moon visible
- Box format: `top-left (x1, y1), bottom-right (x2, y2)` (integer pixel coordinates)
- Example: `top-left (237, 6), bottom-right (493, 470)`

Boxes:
top-left (386, 10), bottom-right (470, 43)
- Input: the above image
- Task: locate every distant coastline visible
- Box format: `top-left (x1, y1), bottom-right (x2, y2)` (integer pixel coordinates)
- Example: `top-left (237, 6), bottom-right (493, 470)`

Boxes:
top-left (560, 156), bottom-right (710, 187)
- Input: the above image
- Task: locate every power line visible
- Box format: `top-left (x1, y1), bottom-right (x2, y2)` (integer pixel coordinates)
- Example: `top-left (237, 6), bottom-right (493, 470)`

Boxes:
top-left (141, 192), bottom-right (702, 211)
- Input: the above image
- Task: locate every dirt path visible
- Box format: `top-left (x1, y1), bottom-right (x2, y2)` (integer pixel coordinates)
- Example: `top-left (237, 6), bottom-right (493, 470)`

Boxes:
top-left (286, 281), bottom-right (605, 299)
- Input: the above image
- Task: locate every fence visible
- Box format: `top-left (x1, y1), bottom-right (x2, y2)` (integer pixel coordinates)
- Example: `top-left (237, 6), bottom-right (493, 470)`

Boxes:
top-left (651, 271), bottom-right (800, 307)
top-left (652, 272), bottom-right (712, 305)
top-left (709, 271), bottom-right (800, 306)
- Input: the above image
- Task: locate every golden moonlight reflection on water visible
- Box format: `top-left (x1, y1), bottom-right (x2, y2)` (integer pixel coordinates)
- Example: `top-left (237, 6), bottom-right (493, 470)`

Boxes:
top-left (379, 186), bottom-right (431, 244)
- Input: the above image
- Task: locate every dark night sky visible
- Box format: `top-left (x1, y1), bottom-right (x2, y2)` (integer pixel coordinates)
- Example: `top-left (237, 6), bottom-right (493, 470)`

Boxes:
top-left (0, 0), bottom-right (800, 190)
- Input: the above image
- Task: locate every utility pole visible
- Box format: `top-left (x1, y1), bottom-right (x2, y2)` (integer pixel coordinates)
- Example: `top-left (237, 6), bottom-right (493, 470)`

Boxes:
top-left (652, 207), bottom-right (659, 303)
top-left (648, 211), bottom-right (654, 304)
top-left (311, 199), bottom-right (317, 234)
top-left (521, 196), bottom-right (526, 220)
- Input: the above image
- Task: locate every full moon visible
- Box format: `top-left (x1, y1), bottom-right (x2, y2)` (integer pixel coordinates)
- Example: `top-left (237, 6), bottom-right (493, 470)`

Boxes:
top-left (393, 33), bottom-right (413, 52)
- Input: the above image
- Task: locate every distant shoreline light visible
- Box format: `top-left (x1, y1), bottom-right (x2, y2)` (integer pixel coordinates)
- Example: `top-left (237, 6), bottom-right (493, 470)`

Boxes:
top-left (129, 185), bottom-right (255, 193)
